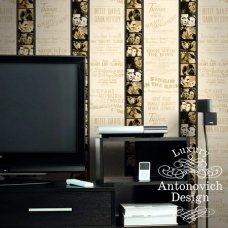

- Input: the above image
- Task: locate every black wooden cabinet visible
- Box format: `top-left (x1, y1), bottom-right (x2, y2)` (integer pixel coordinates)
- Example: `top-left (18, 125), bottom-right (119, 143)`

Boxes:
top-left (0, 182), bottom-right (115, 227)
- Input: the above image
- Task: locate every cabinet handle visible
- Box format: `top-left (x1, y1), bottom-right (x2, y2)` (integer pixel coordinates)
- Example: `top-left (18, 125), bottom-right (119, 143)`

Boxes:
top-left (28, 208), bottom-right (72, 212)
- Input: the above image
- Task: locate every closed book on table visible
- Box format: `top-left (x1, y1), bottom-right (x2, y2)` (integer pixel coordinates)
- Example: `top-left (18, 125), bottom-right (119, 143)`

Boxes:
top-left (120, 203), bottom-right (178, 217)
top-left (121, 214), bottom-right (178, 227)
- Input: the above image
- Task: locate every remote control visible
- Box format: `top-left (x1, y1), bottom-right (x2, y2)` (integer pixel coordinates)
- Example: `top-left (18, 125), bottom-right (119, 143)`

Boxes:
top-left (66, 179), bottom-right (94, 188)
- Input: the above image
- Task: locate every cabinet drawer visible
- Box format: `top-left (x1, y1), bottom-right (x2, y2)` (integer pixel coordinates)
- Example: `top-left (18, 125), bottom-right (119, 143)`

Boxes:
top-left (0, 189), bottom-right (114, 226)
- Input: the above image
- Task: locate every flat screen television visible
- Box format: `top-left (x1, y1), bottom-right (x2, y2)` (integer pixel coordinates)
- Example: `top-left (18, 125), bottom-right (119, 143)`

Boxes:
top-left (0, 55), bottom-right (85, 175)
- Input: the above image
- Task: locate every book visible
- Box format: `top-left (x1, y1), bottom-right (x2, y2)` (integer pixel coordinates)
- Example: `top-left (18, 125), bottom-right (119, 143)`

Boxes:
top-left (121, 214), bottom-right (178, 227)
top-left (120, 203), bottom-right (178, 217)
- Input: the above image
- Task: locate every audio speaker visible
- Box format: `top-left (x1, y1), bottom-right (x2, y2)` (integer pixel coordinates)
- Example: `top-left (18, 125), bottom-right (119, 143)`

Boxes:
top-left (197, 99), bottom-right (212, 112)
top-left (204, 112), bottom-right (217, 125)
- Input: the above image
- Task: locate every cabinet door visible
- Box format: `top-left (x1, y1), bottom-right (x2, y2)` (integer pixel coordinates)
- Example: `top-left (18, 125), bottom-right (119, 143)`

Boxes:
top-left (0, 190), bottom-right (114, 226)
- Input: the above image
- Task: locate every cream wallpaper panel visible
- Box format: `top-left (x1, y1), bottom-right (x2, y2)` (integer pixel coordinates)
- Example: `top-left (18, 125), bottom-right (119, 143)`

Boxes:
top-left (198, 1), bottom-right (228, 227)
top-left (144, 0), bottom-right (179, 136)
top-left (90, 0), bottom-right (125, 138)
top-left (36, 0), bottom-right (71, 55)
top-left (0, 0), bottom-right (16, 54)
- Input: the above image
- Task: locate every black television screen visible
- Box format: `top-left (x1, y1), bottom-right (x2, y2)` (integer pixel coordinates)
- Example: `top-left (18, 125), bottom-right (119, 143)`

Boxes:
top-left (0, 56), bottom-right (85, 173)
